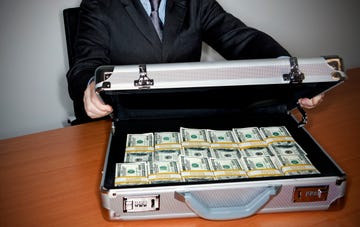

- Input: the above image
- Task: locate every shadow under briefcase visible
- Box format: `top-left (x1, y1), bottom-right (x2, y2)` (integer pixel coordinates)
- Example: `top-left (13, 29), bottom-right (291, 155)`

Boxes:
top-left (96, 56), bottom-right (346, 221)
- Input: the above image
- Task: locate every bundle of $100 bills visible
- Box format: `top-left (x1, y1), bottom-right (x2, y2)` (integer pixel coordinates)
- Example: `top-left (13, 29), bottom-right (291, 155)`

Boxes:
top-left (114, 126), bottom-right (320, 186)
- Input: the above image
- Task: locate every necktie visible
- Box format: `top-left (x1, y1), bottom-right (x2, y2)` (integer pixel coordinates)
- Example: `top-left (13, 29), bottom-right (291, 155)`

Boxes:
top-left (149, 0), bottom-right (163, 41)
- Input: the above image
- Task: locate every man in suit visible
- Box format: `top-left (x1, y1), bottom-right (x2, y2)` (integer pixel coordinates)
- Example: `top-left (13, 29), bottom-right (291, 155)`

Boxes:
top-left (66, 0), bottom-right (323, 123)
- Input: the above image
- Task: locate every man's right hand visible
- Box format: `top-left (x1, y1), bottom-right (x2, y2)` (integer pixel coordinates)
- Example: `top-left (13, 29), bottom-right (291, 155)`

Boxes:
top-left (83, 81), bottom-right (113, 119)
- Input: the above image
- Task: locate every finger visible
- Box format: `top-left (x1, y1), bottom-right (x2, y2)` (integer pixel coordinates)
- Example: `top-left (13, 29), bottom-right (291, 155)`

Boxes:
top-left (89, 92), bottom-right (112, 112)
top-left (85, 98), bottom-right (112, 118)
top-left (312, 93), bottom-right (324, 106)
top-left (84, 84), bottom-right (113, 118)
top-left (85, 95), bottom-right (113, 118)
top-left (298, 93), bottom-right (324, 109)
top-left (298, 98), bottom-right (315, 109)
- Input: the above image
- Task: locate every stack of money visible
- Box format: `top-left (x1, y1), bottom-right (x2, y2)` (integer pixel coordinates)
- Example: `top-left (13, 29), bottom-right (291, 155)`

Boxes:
top-left (241, 146), bottom-right (274, 157)
top-left (269, 141), bottom-right (306, 156)
top-left (154, 149), bottom-right (181, 162)
top-left (212, 148), bottom-right (241, 159)
top-left (273, 155), bottom-right (320, 175)
top-left (154, 132), bottom-right (182, 150)
top-left (211, 147), bottom-right (247, 179)
top-left (124, 152), bottom-right (153, 163)
top-left (153, 132), bottom-right (181, 163)
top-left (233, 127), bottom-right (267, 149)
top-left (114, 162), bottom-right (149, 186)
top-left (261, 126), bottom-right (319, 176)
top-left (114, 125), bottom-right (321, 186)
top-left (125, 133), bottom-right (154, 152)
top-left (233, 127), bottom-right (279, 177)
top-left (260, 126), bottom-right (294, 144)
top-left (181, 147), bottom-right (213, 158)
top-left (179, 156), bottom-right (215, 182)
top-left (148, 161), bottom-right (182, 183)
top-left (125, 133), bottom-right (154, 163)
top-left (207, 129), bottom-right (239, 149)
top-left (211, 158), bottom-right (247, 179)
top-left (180, 127), bottom-right (210, 147)
top-left (242, 156), bottom-right (283, 178)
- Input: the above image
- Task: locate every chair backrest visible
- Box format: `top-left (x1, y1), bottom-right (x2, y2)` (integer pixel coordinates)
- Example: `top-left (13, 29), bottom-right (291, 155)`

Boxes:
top-left (63, 7), bottom-right (89, 125)
top-left (63, 7), bottom-right (108, 125)
top-left (63, 7), bottom-right (80, 68)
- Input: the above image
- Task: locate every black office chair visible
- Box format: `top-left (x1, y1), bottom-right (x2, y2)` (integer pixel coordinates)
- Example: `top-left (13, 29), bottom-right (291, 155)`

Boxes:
top-left (63, 7), bottom-right (106, 125)
top-left (63, 7), bottom-right (80, 69)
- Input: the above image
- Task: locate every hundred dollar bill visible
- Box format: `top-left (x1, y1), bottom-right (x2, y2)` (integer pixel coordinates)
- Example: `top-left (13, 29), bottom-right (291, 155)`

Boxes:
top-left (180, 156), bottom-right (214, 181)
top-left (180, 127), bottom-right (210, 147)
top-left (243, 156), bottom-right (283, 178)
top-left (212, 148), bottom-right (241, 159)
top-left (240, 146), bottom-right (274, 157)
top-left (269, 141), bottom-right (307, 156)
top-left (207, 129), bottom-right (239, 148)
top-left (260, 126), bottom-right (294, 143)
top-left (154, 149), bottom-right (181, 162)
top-left (148, 161), bottom-right (182, 183)
top-left (126, 133), bottom-right (154, 152)
top-left (233, 127), bottom-right (264, 142)
top-left (274, 155), bottom-right (320, 175)
top-left (154, 132), bottom-right (181, 149)
top-left (210, 158), bottom-right (247, 179)
top-left (283, 169), bottom-right (320, 176)
top-left (114, 162), bottom-right (148, 186)
top-left (233, 127), bottom-right (267, 148)
top-left (181, 147), bottom-right (213, 158)
top-left (260, 126), bottom-right (291, 137)
top-left (124, 151), bottom-right (153, 163)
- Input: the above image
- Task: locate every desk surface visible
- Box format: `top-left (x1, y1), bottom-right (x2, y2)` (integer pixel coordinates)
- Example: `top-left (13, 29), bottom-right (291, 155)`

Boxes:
top-left (1, 68), bottom-right (359, 227)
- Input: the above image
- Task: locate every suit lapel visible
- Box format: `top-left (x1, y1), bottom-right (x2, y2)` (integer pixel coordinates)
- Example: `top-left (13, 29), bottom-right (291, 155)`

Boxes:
top-left (120, 0), bottom-right (162, 48)
top-left (162, 0), bottom-right (187, 61)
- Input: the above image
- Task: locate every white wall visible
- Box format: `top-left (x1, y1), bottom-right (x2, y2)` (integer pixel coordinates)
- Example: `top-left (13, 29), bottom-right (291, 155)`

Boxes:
top-left (0, 0), bottom-right (81, 139)
top-left (0, 0), bottom-right (359, 139)
top-left (205, 0), bottom-right (360, 64)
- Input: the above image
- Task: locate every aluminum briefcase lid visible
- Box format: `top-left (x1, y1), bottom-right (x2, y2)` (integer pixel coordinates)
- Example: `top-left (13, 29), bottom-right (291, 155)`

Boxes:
top-left (95, 56), bottom-right (346, 121)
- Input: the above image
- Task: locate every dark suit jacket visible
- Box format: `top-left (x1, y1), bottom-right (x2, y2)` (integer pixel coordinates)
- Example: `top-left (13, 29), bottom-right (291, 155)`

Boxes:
top-left (66, 0), bottom-right (290, 122)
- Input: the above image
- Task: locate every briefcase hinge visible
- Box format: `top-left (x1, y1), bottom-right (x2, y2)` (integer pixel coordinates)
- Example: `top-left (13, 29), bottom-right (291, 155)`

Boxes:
top-left (283, 57), bottom-right (305, 83)
top-left (100, 72), bottom-right (113, 89)
top-left (134, 64), bottom-right (154, 89)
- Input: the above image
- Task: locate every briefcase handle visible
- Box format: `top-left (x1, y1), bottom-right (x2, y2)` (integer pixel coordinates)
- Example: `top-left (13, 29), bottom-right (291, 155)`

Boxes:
top-left (175, 185), bottom-right (280, 220)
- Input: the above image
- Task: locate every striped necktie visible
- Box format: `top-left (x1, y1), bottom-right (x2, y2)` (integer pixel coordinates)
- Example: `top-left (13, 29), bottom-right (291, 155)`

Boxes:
top-left (149, 0), bottom-right (163, 41)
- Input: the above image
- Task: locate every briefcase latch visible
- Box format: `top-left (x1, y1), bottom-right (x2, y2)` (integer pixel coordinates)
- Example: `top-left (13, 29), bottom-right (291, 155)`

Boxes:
top-left (134, 64), bottom-right (154, 89)
top-left (283, 57), bottom-right (304, 83)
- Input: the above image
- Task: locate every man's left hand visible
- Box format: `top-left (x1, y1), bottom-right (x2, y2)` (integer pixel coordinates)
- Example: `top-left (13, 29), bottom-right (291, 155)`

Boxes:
top-left (298, 93), bottom-right (325, 109)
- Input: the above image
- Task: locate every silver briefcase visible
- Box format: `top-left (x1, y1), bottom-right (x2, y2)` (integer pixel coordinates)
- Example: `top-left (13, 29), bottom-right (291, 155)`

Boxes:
top-left (97, 56), bottom-right (346, 221)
